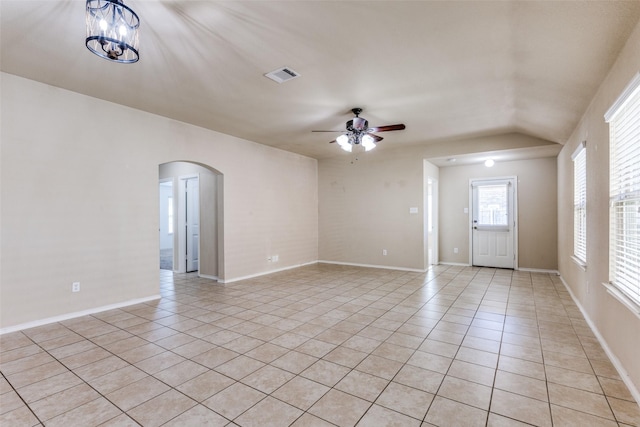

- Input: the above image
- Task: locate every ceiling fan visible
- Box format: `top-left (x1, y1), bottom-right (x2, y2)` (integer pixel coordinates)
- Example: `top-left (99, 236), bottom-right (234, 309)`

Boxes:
top-left (313, 108), bottom-right (405, 152)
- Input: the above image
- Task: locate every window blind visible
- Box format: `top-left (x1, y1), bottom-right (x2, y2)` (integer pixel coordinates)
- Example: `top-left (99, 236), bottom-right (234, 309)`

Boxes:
top-left (572, 142), bottom-right (587, 265)
top-left (605, 72), bottom-right (640, 308)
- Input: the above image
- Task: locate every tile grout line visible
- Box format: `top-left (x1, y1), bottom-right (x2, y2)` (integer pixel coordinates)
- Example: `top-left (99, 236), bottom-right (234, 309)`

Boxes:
top-left (0, 370), bottom-right (46, 427)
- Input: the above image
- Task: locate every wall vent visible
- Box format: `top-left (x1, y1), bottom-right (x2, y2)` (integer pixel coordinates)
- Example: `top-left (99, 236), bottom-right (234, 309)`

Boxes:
top-left (264, 67), bottom-right (301, 84)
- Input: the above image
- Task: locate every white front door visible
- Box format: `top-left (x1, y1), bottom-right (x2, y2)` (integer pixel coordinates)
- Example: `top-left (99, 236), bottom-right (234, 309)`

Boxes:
top-left (471, 178), bottom-right (516, 269)
top-left (185, 177), bottom-right (200, 272)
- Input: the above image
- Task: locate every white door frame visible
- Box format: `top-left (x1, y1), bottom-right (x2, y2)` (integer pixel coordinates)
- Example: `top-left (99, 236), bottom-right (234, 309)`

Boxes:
top-left (468, 176), bottom-right (518, 269)
top-left (178, 174), bottom-right (200, 273)
top-left (425, 177), bottom-right (439, 268)
top-left (159, 178), bottom-right (174, 270)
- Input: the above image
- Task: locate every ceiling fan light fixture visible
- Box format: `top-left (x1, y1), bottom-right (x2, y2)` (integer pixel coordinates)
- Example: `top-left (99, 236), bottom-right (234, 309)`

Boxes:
top-left (86, 0), bottom-right (140, 63)
top-left (361, 134), bottom-right (376, 151)
top-left (313, 108), bottom-right (405, 154)
top-left (336, 134), bottom-right (352, 152)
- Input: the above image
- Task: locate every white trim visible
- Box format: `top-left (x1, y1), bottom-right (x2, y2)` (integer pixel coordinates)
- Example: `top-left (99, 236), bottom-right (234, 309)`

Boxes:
top-left (559, 276), bottom-right (640, 404)
top-left (570, 256), bottom-right (587, 272)
top-left (220, 261), bottom-right (318, 284)
top-left (221, 260), bottom-right (432, 284)
top-left (604, 71), bottom-right (640, 122)
top-left (424, 173), bottom-right (439, 269)
top-left (0, 295), bottom-right (161, 335)
top-left (571, 140), bottom-right (586, 161)
top-left (602, 282), bottom-right (640, 321)
top-left (516, 268), bottom-right (559, 275)
top-left (470, 178), bottom-right (514, 187)
top-left (318, 260), bottom-right (426, 273)
top-left (198, 273), bottom-right (219, 281)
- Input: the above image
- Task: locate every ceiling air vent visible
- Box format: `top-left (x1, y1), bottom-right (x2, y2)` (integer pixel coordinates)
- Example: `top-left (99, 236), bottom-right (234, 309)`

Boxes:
top-left (264, 67), bottom-right (301, 84)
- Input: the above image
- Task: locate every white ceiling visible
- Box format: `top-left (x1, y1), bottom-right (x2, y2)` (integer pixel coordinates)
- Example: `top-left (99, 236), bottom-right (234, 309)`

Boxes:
top-left (2, 1), bottom-right (639, 160)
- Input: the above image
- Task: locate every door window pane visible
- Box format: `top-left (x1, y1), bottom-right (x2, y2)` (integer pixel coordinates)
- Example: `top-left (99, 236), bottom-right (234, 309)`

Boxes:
top-left (478, 185), bottom-right (508, 226)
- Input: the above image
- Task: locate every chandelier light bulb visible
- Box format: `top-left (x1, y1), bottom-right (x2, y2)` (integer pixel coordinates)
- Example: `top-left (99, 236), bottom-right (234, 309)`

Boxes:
top-left (361, 134), bottom-right (376, 151)
top-left (336, 134), bottom-right (352, 152)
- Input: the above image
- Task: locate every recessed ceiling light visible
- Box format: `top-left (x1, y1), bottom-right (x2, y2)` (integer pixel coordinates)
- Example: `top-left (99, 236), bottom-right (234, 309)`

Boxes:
top-left (447, 158), bottom-right (456, 162)
top-left (484, 159), bottom-right (495, 167)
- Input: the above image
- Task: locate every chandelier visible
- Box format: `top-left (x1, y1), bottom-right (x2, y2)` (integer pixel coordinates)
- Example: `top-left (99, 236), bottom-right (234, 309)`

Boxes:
top-left (86, 0), bottom-right (140, 63)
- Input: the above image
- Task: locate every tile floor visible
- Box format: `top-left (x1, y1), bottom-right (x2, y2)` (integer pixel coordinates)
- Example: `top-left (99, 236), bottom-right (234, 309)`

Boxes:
top-left (1, 264), bottom-right (639, 426)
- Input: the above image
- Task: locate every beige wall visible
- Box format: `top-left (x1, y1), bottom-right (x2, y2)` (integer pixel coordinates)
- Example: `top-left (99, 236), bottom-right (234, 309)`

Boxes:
top-left (318, 151), bottom-right (424, 269)
top-left (318, 135), bottom-right (556, 271)
top-left (557, 19), bottom-right (640, 397)
top-left (438, 157), bottom-right (558, 270)
top-left (319, 149), bottom-right (427, 271)
top-left (0, 73), bottom-right (318, 329)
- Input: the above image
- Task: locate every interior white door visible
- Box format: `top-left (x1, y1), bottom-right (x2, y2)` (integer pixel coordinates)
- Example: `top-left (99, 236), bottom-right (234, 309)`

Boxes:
top-left (471, 178), bottom-right (516, 269)
top-left (185, 177), bottom-right (200, 272)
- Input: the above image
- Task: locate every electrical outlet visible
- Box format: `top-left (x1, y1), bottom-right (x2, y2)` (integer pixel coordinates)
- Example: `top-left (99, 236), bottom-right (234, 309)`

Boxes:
top-left (72, 282), bottom-right (80, 292)
top-left (454, 248), bottom-right (459, 254)
top-left (382, 249), bottom-right (387, 256)
top-left (273, 255), bottom-right (279, 262)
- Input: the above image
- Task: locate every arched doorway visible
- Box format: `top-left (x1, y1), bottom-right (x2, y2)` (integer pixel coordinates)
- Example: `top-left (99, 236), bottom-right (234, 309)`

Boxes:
top-left (159, 161), bottom-right (224, 281)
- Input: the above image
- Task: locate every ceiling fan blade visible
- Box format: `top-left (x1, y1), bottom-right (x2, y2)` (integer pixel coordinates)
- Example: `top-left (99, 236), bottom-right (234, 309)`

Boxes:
top-left (329, 139), bottom-right (337, 144)
top-left (367, 124), bottom-right (405, 133)
top-left (370, 134), bottom-right (384, 142)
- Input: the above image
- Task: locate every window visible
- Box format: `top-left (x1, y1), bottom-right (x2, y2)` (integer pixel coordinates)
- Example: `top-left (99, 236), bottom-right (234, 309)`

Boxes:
top-left (604, 72), bottom-right (640, 312)
top-left (477, 184), bottom-right (508, 226)
top-left (572, 141), bottom-right (587, 266)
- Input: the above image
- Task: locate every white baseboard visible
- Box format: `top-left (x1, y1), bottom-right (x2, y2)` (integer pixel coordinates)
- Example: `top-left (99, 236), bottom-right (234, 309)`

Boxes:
top-left (318, 260), bottom-right (426, 273)
top-left (517, 268), bottom-right (560, 275)
top-left (198, 273), bottom-right (219, 281)
top-left (0, 295), bottom-right (161, 335)
top-left (220, 261), bottom-right (318, 284)
top-left (559, 275), bottom-right (640, 404)
top-left (437, 263), bottom-right (559, 275)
